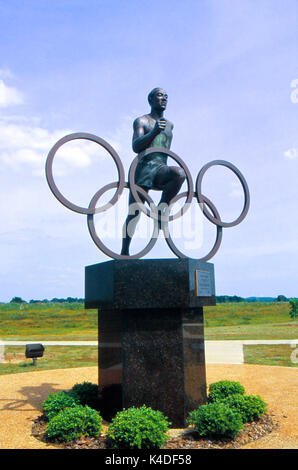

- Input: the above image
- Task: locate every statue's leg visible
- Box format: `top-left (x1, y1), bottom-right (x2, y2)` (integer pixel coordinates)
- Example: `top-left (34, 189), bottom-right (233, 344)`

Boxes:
top-left (120, 189), bottom-right (148, 256)
top-left (154, 166), bottom-right (186, 205)
top-left (153, 166), bottom-right (186, 226)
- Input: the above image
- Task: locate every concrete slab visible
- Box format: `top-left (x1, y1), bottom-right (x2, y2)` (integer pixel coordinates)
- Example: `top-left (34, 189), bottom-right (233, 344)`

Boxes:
top-left (205, 340), bottom-right (244, 364)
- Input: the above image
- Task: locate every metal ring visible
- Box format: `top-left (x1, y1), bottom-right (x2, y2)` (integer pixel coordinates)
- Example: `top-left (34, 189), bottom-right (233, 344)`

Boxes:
top-left (87, 182), bottom-right (159, 259)
top-left (45, 132), bottom-right (125, 215)
top-left (162, 191), bottom-right (223, 261)
top-left (45, 132), bottom-right (250, 260)
top-left (129, 147), bottom-right (194, 222)
top-left (196, 160), bottom-right (250, 228)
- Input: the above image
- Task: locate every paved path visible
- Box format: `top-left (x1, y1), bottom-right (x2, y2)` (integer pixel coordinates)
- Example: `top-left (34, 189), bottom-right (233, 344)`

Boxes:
top-left (205, 339), bottom-right (298, 364)
top-left (1, 339), bottom-right (297, 365)
top-left (1, 340), bottom-right (296, 346)
top-left (0, 341), bottom-right (98, 346)
top-left (0, 364), bottom-right (296, 449)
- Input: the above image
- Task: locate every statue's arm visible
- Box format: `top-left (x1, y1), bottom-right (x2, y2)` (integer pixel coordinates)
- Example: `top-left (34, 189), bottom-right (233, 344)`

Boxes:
top-left (132, 116), bottom-right (163, 154)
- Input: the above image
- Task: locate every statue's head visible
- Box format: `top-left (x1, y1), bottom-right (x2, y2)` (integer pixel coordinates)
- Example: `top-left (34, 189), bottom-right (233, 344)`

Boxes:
top-left (148, 88), bottom-right (168, 111)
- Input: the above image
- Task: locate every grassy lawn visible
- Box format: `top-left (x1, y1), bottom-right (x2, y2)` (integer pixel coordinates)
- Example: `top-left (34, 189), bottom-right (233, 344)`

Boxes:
top-left (243, 344), bottom-right (298, 367)
top-left (0, 346), bottom-right (98, 375)
top-left (1, 343), bottom-right (296, 375)
top-left (0, 302), bottom-right (98, 340)
top-left (204, 323), bottom-right (297, 340)
top-left (204, 302), bottom-right (297, 340)
top-left (1, 301), bottom-right (297, 341)
top-left (0, 300), bottom-right (297, 374)
top-left (204, 301), bottom-right (291, 326)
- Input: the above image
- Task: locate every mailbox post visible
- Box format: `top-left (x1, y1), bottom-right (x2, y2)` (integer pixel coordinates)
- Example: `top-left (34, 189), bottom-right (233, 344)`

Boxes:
top-left (25, 344), bottom-right (45, 365)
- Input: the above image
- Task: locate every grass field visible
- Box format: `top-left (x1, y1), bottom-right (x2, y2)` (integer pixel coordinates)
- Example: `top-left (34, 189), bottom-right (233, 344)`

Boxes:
top-left (0, 302), bottom-right (97, 340)
top-left (205, 323), bottom-right (297, 340)
top-left (204, 302), bottom-right (297, 340)
top-left (243, 344), bottom-right (297, 367)
top-left (0, 300), bottom-right (297, 373)
top-left (0, 343), bottom-right (296, 376)
top-left (0, 346), bottom-right (98, 375)
top-left (0, 301), bottom-right (296, 341)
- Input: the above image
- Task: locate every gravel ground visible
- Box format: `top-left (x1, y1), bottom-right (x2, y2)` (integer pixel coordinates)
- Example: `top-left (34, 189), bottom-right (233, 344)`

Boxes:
top-left (0, 364), bottom-right (297, 449)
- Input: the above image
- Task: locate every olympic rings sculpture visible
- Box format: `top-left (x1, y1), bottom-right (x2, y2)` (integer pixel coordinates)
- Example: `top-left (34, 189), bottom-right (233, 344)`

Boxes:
top-left (45, 132), bottom-right (250, 261)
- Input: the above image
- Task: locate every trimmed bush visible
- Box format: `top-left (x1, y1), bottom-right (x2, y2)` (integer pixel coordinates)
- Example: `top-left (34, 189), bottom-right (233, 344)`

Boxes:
top-left (208, 380), bottom-right (245, 403)
top-left (106, 405), bottom-right (171, 449)
top-left (188, 402), bottom-right (243, 439)
top-left (68, 382), bottom-right (99, 409)
top-left (45, 405), bottom-right (102, 442)
top-left (42, 391), bottom-right (79, 421)
top-left (222, 394), bottom-right (267, 422)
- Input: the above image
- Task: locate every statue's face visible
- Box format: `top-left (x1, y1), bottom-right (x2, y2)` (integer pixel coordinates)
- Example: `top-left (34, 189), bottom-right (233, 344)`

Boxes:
top-left (151, 89), bottom-right (168, 111)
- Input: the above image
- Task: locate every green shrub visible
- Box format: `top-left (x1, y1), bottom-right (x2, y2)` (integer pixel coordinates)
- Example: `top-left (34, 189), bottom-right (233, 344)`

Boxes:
top-left (45, 405), bottom-right (102, 442)
top-left (222, 394), bottom-right (267, 422)
top-left (188, 402), bottom-right (243, 439)
top-left (68, 382), bottom-right (99, 409)
top-left (42, 391), bottom-right (79, 421)
top-left (208, 380), bottom-right (246, 403)
top-left (106, 405), bottom-right (171, 449)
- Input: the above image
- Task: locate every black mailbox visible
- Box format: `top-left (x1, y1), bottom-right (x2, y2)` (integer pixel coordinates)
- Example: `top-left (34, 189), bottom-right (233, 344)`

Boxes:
top-left (25, 344), bottom-right (44, 364)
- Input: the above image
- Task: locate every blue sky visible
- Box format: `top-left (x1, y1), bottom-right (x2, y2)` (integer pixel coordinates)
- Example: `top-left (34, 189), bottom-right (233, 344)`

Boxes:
top-left (0, 0), bottom-right (297, 301)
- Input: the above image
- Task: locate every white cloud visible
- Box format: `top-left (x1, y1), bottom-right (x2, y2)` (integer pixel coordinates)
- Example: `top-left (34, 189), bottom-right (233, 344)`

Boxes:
top-left (0, 120), bottom-right (71, 173)
top-left (0, 75), bottom-right (131, 178)
top-left (57, 142), bottom-right (92, 167)
top-left (284, 148), bottom-right (297, 160)
top-left (0, 79), bottom-right (23, 107)
top-left (0, 121), bottom-right (63, 150)
top-left (0, 68), bottom-right (14, 79)
top-left (0, 118), bottom-right (123, 176)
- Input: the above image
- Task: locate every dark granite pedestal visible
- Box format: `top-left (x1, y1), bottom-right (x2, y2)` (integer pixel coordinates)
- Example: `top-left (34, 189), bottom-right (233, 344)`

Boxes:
top-left (85, 258), bottom-right (216, 427)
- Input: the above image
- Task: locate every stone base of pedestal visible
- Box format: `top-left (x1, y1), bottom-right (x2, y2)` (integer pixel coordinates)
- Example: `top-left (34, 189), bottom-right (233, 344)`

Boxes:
top-left (122, 307), bottom-right (206, 427)
top-left (86, 259), bottom-right (215, 427)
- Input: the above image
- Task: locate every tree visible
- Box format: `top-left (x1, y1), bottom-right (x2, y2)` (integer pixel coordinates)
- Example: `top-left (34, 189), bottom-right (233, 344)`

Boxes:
top-left (10, 297), bottom-right (25, 303)
top-left (277, 295), bottom-right (287, 302)
top-left (289, 299), bottom-right (298, 320)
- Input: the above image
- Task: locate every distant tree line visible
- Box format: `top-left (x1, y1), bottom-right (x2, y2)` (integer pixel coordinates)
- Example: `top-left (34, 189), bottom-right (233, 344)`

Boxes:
top-left (217, 295), bottom-right (298, 303)
top-left (8, 295), bottom-right (297, 305)
top-left (216, 295), bottom-right (245, 303)
top-left (9, 297), bottom-right (84, 304)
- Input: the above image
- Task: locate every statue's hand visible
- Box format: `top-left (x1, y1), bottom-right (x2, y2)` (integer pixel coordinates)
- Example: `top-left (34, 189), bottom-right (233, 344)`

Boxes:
top-left (153, 118), bottom-right (166, 135)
